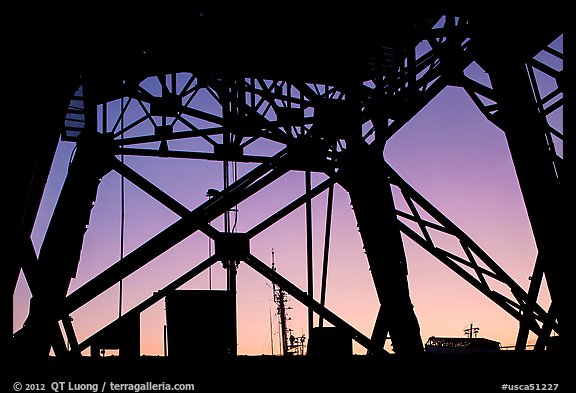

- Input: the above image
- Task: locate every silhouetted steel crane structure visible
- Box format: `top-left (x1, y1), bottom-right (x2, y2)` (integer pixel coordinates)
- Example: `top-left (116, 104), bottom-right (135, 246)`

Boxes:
top-left (9, 3), bottom-right (569, 363)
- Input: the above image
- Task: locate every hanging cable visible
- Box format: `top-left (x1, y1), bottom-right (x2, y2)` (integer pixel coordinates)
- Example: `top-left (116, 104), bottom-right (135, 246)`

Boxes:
top-left (232, 160), bottom-right (239, 233)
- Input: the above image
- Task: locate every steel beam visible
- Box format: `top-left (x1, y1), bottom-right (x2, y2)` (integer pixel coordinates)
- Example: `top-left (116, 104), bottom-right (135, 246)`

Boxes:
top-left (305, 170), bottom-right (314, 338)
top-left (387, 162), bottom-right (555, 335)
top-left (116, 147), bottom-right (271, 164)
top-left (487, 60), bottom-right (565, 343)
top-left (246, 178), bottom-right (335, 238)
top-left (338, 141), bottom-right (423, 354)
top-left (516, 253), bottom-right (546, 350)
top-left (9, 71), bottom-right (78, 356)
top-left (76, 255), bottom-right (219, 353)
top-left (243, 254), bottom-right (387, 355)
top-left (318, 184), bottom-right (334, 328)
top-left (369, 306), bottom-right (390, 353)
top-left (566, 32), bottom-right (574, 192)
top-left (12, 10), bottom-right (567, 362)
top-left (61, 152), bottom-right (290, 316)
top-left (12, 148), bottom-right (288, 351)
top-left (16, 131), bottom-right (113, 356)
top-left (112, 157), bottom-right (219, 239)
top-left (38, 132), bottom-right (113, 290)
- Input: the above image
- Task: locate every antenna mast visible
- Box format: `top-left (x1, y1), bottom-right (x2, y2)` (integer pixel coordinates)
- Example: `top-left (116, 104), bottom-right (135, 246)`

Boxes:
top-left (271, 249), bottom-right (306, 356)
top-left (464, 323), bottom-right (480, 339)
top-left (272, 249), bottom-right (290, 355)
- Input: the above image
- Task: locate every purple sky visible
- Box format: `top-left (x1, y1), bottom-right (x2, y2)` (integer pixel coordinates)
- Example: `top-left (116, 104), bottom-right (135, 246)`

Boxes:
top-left (13, 34), bottom-right (562, 356)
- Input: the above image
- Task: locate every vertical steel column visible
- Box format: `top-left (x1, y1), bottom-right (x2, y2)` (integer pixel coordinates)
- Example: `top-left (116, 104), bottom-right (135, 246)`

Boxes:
top-left (565, 32), bottom-right (574, 248)
top-left (9, 72), bottom-right (79, 356)
top-left (339, 78), bottom-right (422, 353)
top-left (61, 316), bottom-right (79, 352)
top-left (487, 57), bottom-right (565, 347)
top-left (516, 253), bottom-right (546, 350)
top-left (318, 184), bottom-right (334, 328)
top-left (338, 140), bottom-right (422, 353)
top-left (222, 79), bottom-right (242, 356)
top-left (305, 170), bottom-right (314, 339)
top-left (18, 131), bottom-right (113, 356)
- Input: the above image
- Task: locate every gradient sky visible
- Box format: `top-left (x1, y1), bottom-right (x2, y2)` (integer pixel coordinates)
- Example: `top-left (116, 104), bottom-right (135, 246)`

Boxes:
top-left (13, 32), bottom-right (563, 356)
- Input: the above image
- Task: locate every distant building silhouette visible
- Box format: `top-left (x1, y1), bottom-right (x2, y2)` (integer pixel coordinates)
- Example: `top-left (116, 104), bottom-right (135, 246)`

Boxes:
top-left (425, 336), bottom-right (501, 353)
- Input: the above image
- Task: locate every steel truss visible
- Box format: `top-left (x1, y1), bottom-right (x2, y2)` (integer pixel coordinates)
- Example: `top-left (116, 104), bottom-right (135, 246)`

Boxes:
top-left (12, 10), bottom-right (566, 358)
